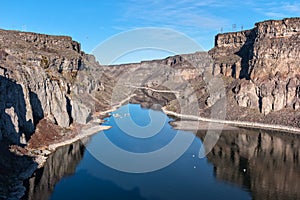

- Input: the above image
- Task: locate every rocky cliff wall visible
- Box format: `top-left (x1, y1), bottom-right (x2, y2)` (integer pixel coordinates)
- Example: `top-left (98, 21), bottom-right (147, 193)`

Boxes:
top-left (0, 29), bottom-right (102, 144)
top-left (210, 17), bottom-right (300, 115)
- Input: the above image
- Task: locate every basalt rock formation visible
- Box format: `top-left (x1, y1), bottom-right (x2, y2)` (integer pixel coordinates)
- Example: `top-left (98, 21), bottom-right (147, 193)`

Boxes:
top-left (210, 17), bottom-right (300, 115)
top-left (0, 29), bottom-right (105, 144)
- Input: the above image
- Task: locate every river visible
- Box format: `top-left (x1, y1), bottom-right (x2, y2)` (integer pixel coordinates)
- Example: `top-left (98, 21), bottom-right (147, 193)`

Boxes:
top-left (22, 104), bottom-right (300, 200)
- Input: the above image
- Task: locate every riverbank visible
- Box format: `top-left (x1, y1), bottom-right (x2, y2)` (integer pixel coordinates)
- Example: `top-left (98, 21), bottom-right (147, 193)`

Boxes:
top-left (162, 107), bottom-right (300, 134)
top-left (10, 119), bottom-right (111, 168)
top-left (34, 123), bottom-right (111, 168)
top-left (130, 86), bottom-right (300, 134)
top-left (169, 120), bottom-right (239, 131)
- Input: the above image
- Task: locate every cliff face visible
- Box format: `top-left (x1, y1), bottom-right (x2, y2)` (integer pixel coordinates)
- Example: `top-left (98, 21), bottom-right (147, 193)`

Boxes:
top-left (210, 18), bottom-right (300, 115)
top-left (0, 29), bottom-right (102, 144)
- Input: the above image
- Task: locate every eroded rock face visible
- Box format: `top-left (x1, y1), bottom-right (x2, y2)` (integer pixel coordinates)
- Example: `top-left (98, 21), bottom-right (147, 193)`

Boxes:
top-left (234, 80), bottom-right (259, 109)
top-left (0, 29), bottom-right (102, 143)
top-left (0, 141), bottom-right (37, 199)
top-left (0, 76), bottom-right (35, 144)
top-left (210, 17), bottom-right (300, 115)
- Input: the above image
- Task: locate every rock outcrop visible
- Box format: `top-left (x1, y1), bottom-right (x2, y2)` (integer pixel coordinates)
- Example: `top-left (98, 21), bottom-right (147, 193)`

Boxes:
top-left (0, 29), bottom-right (102, 144)
top-left (210, 17), bottom-right (300, 115)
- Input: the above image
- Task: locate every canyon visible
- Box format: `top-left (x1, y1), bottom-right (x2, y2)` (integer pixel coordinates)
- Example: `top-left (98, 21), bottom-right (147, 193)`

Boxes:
top-left (0, 17), bottom-right (299, 199)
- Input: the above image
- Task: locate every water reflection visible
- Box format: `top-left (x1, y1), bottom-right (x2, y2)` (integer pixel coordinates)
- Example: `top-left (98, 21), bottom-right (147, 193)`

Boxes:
top-left (201, 129), bottom-right (300, 200)
top-left (0, 141), bottom-right (37, 200)
top-left (22, 140), bottom-right (85, 200)
top-left (22, 110), bottom-right (300, 200)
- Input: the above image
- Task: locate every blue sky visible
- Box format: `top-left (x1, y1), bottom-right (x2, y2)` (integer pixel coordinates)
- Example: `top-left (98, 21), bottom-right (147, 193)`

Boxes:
top-left (0, 0), bottom-right (299, 63)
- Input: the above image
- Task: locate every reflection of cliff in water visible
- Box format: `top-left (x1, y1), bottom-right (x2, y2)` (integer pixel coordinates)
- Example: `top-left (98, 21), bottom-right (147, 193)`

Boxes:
top-left (199, 129), bottom-right (300, 200)
top-left (22, 140), bottom-right (86, 200)
top-left (19, 125), bottom-right (300, 200)
top-left (0, 141), bottom-right (37, 199)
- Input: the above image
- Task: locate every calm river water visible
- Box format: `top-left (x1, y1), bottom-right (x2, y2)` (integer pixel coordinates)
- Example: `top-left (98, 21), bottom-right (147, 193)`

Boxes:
top-left (23, 104), bottom-right (300, 200)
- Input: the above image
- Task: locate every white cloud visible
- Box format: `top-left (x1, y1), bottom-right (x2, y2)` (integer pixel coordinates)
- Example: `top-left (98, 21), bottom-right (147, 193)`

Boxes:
top-left (119, 0), bottom-right (229, 30)
top-left (283, 2), bottom-right (300, 12)
top-left (255, 1), bottom-right (300, 19)
top-left (265, 12), bottom-right (287, 18)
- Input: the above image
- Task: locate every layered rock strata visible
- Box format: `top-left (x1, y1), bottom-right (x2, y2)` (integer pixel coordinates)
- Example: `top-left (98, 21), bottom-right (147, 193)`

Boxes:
top-left (0, 29), bottom-right (104, 144)
top-left (210, 18), bottom-right (300, 115)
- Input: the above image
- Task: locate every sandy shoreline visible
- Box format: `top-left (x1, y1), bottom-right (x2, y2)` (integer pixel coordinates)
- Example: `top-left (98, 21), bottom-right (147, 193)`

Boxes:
top-left (48, 125), bottom-right (111, 150)
top-left (34, 123), bottom-right (111, 168)
top-left (162, 107), bottom-right (300, 134)
top-left (169, 120), bottom-right (239, 131)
